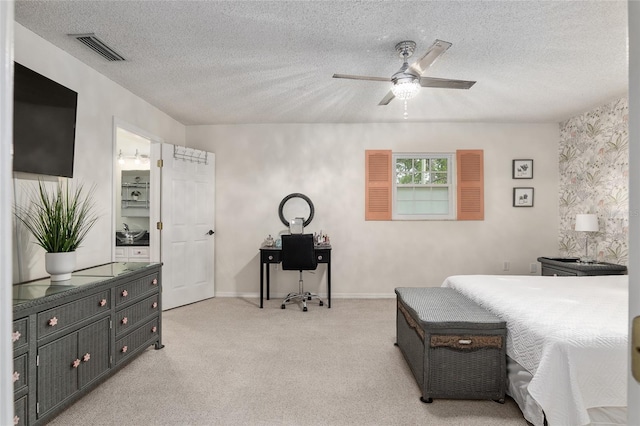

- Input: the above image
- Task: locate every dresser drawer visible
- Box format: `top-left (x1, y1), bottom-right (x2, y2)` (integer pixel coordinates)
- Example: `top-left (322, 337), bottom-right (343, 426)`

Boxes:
top-left (542, 266), bottom-right (577, 276)
top-left (316, 249), bottom-right (330, 263)
top-left (13, 353), bottom-right (27, 393)
top-left (12, 318), bottom-right (28, 352)
top-left (115, 272), bottom-right (159, 306)
top-left (115, 318), bottom-right (159, 365)
top-left (37, 290), bottom-right (111, 338)
top-left (261, 250), bottom-right (281, 263)
top-left (115, 247), bottom-right (127, 260)
top-left (129, 246), bottom-right (150, 259)
top-left (114, 294), bottom-right (160, 337)
top-left (14, 394), bottom-right (27, 426)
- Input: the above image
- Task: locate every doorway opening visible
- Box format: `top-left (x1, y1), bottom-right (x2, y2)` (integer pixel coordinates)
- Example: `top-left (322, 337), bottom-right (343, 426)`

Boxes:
top-left (112, 120), bottom-right (161, 263)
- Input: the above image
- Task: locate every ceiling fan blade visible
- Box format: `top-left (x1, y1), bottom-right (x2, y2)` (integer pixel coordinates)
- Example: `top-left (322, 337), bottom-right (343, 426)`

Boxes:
top-left (332, 73), bottom-right (390, 82)
top-left (419, 77), bottom-right (476, 89)
top-left (378, 90), bottom-right (395, 106)
top-left (409, 39), bottom-right (452, 76)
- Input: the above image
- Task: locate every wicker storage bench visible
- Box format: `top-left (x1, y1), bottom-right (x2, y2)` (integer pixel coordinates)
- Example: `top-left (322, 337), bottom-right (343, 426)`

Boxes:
top-left (395, 287), bottom-right (506, 403)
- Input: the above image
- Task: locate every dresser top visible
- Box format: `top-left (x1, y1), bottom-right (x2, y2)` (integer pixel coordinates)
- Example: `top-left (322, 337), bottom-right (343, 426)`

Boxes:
top-left (13, 262), bottom-right (160, 308)
top-left (537, 257), bottom-right (627, 272)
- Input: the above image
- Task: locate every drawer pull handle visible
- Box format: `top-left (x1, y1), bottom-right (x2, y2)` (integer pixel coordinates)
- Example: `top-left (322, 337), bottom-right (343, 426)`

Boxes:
top-left (152, 301), bottom-right (158, 309)
top-left (458, 339), bottom-right (472, 345)
top-left (121, 345), bottom-right (128, 353)
top-left (122, 317), bottom-right (128, 325)
top-left (122, 290), bottom-right (129, 297)
top-left (99, 299), bottom-right (107, 307)
top-left (151, 326), bottom-right (157, 333)
top-left (268, 255), bottom-right (273, 260)
top-left (13, 416), bottom-right (19, 426)
top-left (48, 317), bottom-right (58, 327)
top-left (72, 359), bottom-right (81, 368)
top-left (12, 371), bottom-right (19, 383)
top-left (152, 278), bottom-right (158, 285)
top-left (317, 255), bottom-right (323, 261)
top-left (11, 331), bottom-right (21, 343)
top-left (83, 353), bottom-right (91, 362)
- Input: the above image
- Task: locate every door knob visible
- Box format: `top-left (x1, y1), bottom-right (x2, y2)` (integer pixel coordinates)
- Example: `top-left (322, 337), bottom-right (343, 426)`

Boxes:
top-left (205, 230), bottom-right (215, 235)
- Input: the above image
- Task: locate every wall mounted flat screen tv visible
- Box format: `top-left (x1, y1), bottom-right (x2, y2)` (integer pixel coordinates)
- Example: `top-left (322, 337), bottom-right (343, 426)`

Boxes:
top-left (13, 62), bottom-right (78, 178)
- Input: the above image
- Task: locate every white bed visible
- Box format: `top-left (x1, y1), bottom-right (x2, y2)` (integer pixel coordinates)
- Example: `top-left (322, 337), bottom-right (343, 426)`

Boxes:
top-left (441, 274), bottom-right (628, 426)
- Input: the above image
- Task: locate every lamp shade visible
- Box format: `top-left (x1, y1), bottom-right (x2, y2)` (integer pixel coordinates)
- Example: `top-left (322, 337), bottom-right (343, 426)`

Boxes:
top-left (575, 214), bottom-right (599, 232)
top-left (391, 78), bottom-right (420, 100)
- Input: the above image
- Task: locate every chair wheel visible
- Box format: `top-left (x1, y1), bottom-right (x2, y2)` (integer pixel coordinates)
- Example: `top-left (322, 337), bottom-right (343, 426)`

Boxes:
top-left (303, 306), bottom-right (308, 312)
top-left (307, 296), bottom-right (312, 300)
top-left (281, 304), bottom-right (285, 309)
top-left (319, 301), bottom-right (324, 306)
top-left (420, 397), bottom-right (433, 403)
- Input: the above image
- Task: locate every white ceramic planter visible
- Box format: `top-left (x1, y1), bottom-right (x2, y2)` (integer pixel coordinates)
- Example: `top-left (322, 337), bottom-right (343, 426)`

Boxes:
top-left (45, 251), bottom-right (77, 281)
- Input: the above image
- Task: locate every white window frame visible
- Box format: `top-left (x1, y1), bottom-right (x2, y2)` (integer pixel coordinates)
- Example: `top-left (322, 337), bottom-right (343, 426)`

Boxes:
top-left (392, 153), bottom-right (456, 220)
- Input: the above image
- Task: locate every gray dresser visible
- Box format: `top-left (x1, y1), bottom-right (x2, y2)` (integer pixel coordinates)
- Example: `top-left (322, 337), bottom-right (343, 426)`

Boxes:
top-left (12, 262), bottom-right (163, 426)
top-left (537, 257), bottom-right (627, 276)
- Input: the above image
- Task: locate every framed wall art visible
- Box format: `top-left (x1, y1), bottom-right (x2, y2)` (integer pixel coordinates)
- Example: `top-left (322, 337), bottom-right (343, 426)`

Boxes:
top-left (512, 159), bottom-right (533, 179)
top-left (513, 187), bottom-right (534, 207)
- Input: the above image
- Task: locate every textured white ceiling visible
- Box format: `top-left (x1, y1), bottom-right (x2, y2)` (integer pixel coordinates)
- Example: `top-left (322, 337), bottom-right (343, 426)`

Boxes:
top-left (14, 0), bottom-right (628, 125)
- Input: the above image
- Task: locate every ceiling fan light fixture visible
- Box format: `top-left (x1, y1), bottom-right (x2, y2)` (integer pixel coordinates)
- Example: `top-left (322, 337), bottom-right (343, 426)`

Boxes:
top-left (391, 78), bottom-right (420, 100)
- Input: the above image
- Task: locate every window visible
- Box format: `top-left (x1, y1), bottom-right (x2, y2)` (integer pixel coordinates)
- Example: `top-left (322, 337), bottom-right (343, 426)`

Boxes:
top-left (365, 150), bottom-right (483, 221)
top-left (394, 153), bottom-right (455, 220)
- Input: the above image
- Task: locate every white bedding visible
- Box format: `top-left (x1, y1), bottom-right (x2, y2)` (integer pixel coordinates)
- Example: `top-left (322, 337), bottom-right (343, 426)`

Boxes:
top-left (441, 274), bottom-right (628, 426)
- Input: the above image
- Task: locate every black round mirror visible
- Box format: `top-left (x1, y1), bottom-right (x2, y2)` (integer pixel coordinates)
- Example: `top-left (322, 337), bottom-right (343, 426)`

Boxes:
top-left (278, 193), bottom-right (314, 227)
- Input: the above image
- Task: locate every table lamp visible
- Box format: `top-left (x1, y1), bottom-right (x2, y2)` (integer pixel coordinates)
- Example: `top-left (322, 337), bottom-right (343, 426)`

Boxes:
top-left (575, 214), bottom-right (599, 263)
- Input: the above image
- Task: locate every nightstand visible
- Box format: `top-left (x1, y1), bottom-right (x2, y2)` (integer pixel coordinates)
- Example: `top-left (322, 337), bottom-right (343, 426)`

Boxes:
top-left (537, 257), bottom-right (627, 276)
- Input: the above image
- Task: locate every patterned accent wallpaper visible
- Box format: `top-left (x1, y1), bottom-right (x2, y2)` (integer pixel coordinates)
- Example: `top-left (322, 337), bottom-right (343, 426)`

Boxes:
top-left (558, 97), bottom-right (629, 264)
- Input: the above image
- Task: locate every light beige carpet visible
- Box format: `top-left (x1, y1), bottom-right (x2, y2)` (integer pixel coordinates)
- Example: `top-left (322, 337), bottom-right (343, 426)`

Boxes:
top-left (47, 297), bottom-right (529, 425)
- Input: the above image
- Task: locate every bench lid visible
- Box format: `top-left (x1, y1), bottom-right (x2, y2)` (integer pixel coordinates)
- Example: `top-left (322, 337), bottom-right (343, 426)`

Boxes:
top-left (395, 287), bottom-right (505, 330)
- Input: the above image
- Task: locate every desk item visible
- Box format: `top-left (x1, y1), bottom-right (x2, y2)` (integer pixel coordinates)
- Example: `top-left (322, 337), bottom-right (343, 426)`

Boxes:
top-left (280, 234), bottom-right (323, 311)
top-left (289, 217), bottom-right (304, 234)
top-left (265, 234), bottom-right (274, 247)
top-left (315, 231), bottom-right (329, 244)
top-left (259, 243), bottom-right (332, 309)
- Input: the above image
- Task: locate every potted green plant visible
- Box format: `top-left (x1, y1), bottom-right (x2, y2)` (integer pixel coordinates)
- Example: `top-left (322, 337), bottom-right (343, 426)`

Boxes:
top-left (14, 180), bottom-right (98, 281)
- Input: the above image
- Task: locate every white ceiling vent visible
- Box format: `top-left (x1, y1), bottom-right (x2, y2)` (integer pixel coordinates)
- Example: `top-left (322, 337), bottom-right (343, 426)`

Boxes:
top-left (69, 33), bottom-right (125, 61)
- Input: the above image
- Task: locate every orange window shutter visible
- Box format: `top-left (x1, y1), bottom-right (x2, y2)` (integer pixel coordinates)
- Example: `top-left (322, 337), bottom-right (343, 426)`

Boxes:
top-left (457, 150), bottom-right (484, 220)
top-left (365, 150), bottom-right (392, 221)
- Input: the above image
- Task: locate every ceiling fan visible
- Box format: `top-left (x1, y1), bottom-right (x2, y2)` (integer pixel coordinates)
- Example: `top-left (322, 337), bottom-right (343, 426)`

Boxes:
top-left (333, 39), bottom-right (476, 106)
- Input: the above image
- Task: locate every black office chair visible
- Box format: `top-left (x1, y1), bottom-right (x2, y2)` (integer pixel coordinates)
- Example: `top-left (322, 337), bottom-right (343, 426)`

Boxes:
top-left (281, 234), bottom-right (324, 312)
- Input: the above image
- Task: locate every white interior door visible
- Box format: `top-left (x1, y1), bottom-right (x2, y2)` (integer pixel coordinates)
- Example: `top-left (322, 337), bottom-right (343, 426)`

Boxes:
top-left (160, 143), bottom-right (215, 310)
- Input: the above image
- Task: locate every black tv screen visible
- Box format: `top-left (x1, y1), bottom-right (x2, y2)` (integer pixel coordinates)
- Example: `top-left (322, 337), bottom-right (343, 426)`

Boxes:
top-left (13, 62), bottom-right (78, 178)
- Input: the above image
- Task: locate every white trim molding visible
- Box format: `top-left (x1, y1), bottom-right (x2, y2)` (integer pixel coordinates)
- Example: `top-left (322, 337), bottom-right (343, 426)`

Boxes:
top-left (0, 2), bottom-right (15, 424)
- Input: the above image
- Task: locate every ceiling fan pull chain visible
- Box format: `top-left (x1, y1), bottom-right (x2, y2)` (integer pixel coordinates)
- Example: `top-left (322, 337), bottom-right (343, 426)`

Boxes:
top-left (403, 100), bottom-right (409, 120)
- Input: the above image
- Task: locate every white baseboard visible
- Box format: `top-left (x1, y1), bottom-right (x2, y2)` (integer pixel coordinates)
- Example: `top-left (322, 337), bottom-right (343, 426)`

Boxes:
top-left (214, 292), bottom-right (396, 299)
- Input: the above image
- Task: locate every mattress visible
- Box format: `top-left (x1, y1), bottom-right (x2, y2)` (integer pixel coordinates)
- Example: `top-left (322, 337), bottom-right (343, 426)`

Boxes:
top-left (441, 274), bottom-right (628, 426)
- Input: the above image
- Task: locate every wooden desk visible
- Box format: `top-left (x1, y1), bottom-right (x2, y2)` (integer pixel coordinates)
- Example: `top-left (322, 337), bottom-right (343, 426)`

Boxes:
top-left (259, 244), bottom-right (332, 309)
